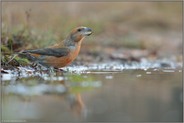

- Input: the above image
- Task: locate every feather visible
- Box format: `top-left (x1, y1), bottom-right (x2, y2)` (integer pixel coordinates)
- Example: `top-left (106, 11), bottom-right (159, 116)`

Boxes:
top-left (23, 48), bottom-right (70, 57)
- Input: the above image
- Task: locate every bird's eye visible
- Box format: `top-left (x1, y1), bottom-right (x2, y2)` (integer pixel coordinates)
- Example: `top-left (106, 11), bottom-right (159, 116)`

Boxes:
top-left (77, 29), bottom-right (81, 32)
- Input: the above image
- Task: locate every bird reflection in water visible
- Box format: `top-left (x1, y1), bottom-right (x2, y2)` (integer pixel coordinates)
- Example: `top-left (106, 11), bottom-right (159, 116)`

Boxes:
top-left (67, 93), bottom-right (86, 117)
top-left (2, 72), bottom-right (88, 120)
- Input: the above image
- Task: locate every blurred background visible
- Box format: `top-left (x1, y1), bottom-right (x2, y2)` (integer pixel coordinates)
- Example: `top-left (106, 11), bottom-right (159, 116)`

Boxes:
top-left (2, 2), bottom-right (182, 63)
top-left (1, 2), bottom-right (183, 122)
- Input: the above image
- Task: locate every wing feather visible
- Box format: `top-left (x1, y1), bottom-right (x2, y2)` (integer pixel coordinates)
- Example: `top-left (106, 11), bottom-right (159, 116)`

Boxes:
top-left (23, 48), bottom-right (70, 57)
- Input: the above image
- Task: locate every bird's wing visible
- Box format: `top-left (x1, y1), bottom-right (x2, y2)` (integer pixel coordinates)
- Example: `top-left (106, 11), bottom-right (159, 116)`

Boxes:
top-left (23, 48), bottom-right (70, 57)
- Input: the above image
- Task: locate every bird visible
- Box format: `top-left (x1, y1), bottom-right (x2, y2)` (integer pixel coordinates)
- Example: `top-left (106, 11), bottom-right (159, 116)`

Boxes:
top-left (19, 26), bottom-right (92, 68)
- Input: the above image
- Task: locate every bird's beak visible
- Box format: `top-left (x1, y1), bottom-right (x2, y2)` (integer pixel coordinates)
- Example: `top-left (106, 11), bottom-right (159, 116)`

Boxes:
top-left (84, 27), bottom-right (92, 36)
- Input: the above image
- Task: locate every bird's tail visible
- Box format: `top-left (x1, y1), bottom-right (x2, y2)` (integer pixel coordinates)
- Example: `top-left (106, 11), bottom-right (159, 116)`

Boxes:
top-left (18, 52), bottom-right (36, 61)
top-left (5, 50), bottom-right (36, 64)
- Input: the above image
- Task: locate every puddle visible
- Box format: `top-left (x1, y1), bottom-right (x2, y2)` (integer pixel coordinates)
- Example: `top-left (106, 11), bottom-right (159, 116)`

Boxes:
top-left (1, 59), bottom-right (183, 122)
top-left (63, 58), bottom-right (182, 73)
top-left (1, 58), bottom-right (182, 81)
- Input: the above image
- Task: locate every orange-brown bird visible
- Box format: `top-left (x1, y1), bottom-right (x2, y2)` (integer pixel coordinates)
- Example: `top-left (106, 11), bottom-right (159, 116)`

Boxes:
top-left (19, 26), bottom-right (92, 68)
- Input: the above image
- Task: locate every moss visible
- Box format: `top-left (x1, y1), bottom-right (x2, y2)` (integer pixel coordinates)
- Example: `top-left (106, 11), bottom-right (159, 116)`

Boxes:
top-left (14, 57), bottom-right (31, 66)
top-left (1, 45), bottom-right (11, 53)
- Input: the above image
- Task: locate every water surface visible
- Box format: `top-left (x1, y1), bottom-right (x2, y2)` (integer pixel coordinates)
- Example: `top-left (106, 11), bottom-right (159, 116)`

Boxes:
top-left (2, 65), bottom-right (182, 122)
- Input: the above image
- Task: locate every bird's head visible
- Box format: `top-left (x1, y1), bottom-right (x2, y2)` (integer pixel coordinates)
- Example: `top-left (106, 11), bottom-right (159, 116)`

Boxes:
top-left (69, 26), bottom-right (92, 43)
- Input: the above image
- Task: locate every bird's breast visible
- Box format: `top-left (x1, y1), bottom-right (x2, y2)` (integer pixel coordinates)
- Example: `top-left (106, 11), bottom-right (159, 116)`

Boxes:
top-left (44, 45), bottom-right (81, 68)
top-left (69, 45), bottom-right (81, 60)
